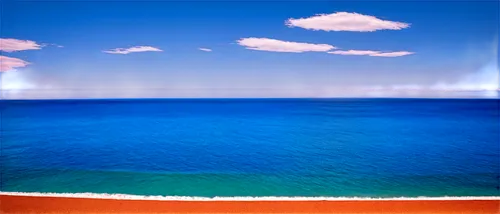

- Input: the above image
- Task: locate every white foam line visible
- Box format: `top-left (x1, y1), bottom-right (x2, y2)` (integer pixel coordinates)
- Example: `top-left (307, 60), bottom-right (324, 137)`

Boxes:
top-left (1, 192), bottom-right (499, 201)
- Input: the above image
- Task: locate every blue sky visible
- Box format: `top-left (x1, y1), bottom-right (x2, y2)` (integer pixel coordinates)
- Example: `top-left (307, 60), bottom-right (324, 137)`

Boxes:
top-left (0, 0), bottom-right (498, 99)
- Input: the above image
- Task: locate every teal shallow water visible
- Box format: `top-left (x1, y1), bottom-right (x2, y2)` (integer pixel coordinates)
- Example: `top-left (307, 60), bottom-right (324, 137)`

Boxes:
top-left (1, 99), bottom-right (499, 197)
top-left (3, 168), bottom-right (497, 197)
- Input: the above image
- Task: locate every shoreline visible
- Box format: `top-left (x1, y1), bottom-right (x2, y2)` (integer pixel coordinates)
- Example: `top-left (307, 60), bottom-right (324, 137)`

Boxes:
top-left (2, 191), bottom-right (500, 201)
top-left (2, 192), bottom-right (499, 214)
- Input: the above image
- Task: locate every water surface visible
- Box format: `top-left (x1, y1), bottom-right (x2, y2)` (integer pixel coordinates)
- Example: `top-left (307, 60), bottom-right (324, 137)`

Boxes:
top-left (1, 99), bottom-right (499, 197)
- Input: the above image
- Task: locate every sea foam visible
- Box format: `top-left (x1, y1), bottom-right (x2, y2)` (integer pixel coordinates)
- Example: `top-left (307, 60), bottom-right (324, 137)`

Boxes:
top-left (1, 192), bottom-right (499, 201)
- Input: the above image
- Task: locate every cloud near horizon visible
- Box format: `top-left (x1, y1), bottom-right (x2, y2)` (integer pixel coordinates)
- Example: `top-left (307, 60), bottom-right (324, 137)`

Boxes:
top-left (0, 70), bottom-right (36, 94)
top-left (0, 38), bottom-right (45, 72)
top-left (432, 58), bottom-right (499, 91)
top-left (363, 60), bottom-right (500, 97)
top-left (328, 50), bottom-right (414, 57)
top-left (0, 38), bottom-right (43, 52)
top-left (0, 70), bottom-right (36, 91)
top-left (237, 37), bottom-right (335, 53)
top-left (0, 56), bottom-right (31, 72)
top-left (286, 12), bottom-right (410, 32)
top-left (103, 46), bottom-right (163, 54)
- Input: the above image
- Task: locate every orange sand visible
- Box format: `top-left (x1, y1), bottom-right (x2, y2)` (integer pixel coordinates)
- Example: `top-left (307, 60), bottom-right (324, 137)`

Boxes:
top-left (1, 195), bottom-right (499, 214)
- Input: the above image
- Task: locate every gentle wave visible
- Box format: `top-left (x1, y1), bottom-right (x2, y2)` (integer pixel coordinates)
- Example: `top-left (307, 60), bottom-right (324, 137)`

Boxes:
top-left (1, 192), bottom-right (499, 201)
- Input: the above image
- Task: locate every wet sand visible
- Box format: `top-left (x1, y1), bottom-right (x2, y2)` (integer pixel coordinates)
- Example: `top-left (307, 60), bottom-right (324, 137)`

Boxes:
top-left (1, 195), bottom-right (499, 214)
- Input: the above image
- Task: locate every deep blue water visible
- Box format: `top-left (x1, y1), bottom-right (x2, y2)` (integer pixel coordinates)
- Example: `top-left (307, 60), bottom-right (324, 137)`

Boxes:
top-left (1, 99), bottom-right (499, 197)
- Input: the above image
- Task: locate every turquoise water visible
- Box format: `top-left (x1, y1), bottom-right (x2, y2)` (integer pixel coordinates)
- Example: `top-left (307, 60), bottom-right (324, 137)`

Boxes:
top-left (1, 99), bottom-right (499, 197)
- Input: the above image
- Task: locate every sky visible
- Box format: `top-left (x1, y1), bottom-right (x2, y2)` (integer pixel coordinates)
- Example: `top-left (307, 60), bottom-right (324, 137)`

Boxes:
top-left (0, 0), bottom-right (499, 99)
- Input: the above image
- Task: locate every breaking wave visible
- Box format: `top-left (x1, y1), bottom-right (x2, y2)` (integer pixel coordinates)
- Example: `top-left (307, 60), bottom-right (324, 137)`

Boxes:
top-left (1, 192), bottom-right (499, 201)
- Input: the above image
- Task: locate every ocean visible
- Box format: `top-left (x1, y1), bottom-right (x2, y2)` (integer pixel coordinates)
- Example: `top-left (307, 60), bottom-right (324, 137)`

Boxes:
top-left (1, 98), bottom-right (499, 198)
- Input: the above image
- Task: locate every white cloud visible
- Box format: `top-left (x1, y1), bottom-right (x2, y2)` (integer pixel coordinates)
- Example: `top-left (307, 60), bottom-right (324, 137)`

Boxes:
top-left (0, 56), bottom-right (35, 94)
top-left (432, 83), bottom-right (495, 91)
top-left (0, 38), bottom-right (43, 52)
top-left (0, 56), bottom-right (31, 72)
top-left (237, 37), bottom-right (335, 53)
top-left (431, 59), bottom-right (499, 91)
top-left (362, 59), bottom-right (499, 98)
top-left (103, 46), bottom-right (163, 54)
top-left (0, 38), bottom-right (48, 73)
top-left (286, 12), bottom-right (410, 32)
top-left (199, 48), bottom-right (212, 52)
top-left (328, 50), bottom-right (414, 57)
top-left (370, 51), bottom-right (414, 57)
top-left (1, 70), bottom-right (35, 91)
top-left (52, 44), bottom-right (64, 48)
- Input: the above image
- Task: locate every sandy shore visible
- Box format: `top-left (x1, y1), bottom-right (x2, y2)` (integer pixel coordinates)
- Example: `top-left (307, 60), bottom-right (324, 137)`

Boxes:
top-left (1, 194), bottom-right (499, 214)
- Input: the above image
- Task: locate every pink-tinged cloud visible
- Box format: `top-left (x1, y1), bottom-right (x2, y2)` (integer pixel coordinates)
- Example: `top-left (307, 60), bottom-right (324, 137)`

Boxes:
top-left (286, 12), bottom-right (410, 32)
top-left (199, 48), bottom-right (212, 52)
top-left (0, 56), bottom-right (30, 72)
top-left (328, 50), bottom-right (414, 57)
top-left (327, 50), bottom-right (380, 56)
top-left (0, 38), bottom-right (43, 52)
top-left (237, 37), bottom-right (335, 53)
top-left (103, 46), bottom-right (163, 54)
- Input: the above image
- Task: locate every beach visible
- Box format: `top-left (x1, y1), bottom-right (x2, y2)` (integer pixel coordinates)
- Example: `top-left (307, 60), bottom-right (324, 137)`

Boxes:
top-left (1, 194), bottom-right (499, 214)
